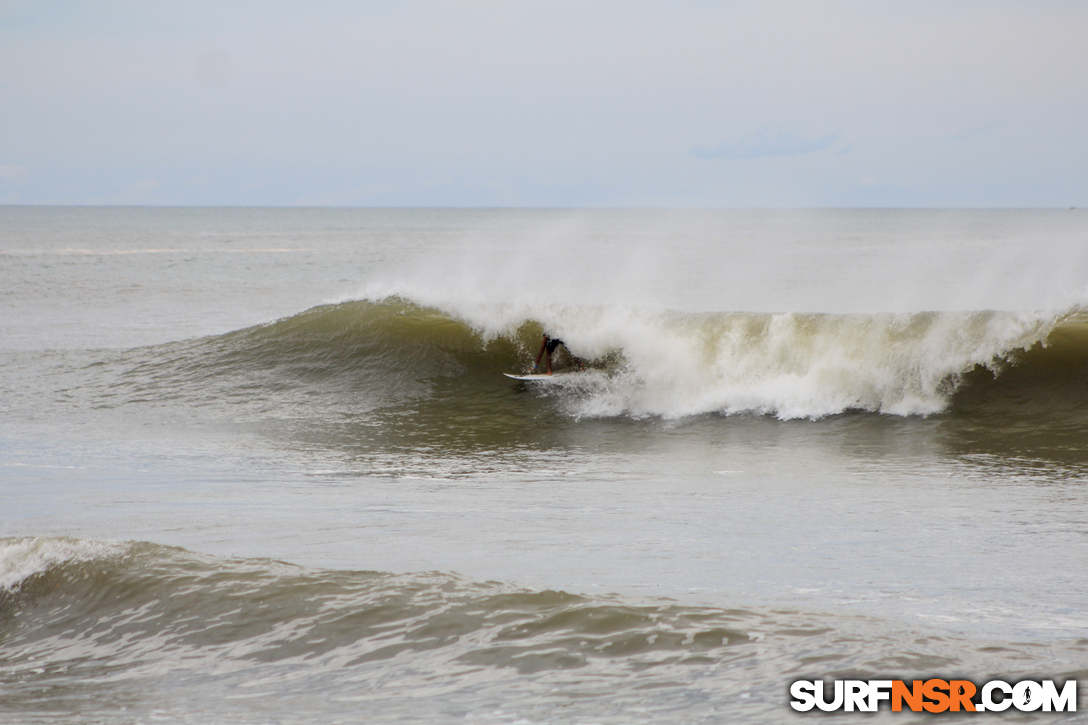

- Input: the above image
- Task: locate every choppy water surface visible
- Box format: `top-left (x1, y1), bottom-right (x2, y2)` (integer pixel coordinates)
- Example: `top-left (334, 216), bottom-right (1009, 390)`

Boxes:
top-left (2, 207), bottom-right (1088, 722)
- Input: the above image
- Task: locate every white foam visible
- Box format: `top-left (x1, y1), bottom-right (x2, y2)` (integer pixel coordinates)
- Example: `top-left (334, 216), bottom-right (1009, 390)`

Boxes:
top-left (372, 292), bottom-right (1061, 419)
top-left (587, 308), bottom-right (1056, 419)
top-left (0, 537), bottom-right (128, 592)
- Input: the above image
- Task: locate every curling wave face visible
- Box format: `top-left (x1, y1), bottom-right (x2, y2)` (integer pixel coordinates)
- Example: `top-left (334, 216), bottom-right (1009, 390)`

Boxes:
top-left (91, 296), bottom-right (1086, 421)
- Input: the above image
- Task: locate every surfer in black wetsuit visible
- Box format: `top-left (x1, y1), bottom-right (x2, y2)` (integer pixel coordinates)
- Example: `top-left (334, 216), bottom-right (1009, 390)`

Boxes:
top-left (534, 334), bottom-right (582, 375)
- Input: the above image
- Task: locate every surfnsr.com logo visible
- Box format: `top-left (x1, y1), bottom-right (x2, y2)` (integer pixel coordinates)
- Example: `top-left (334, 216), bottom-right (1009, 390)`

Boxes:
top-left (790, 679), bottom-right (1077, 713)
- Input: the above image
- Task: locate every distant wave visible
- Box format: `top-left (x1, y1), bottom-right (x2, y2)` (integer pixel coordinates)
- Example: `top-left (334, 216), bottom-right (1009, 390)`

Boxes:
top-left (93, 297), bottom-right (1088, 421)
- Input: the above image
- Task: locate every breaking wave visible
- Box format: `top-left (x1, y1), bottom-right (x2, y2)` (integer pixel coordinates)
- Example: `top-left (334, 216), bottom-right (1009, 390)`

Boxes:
top-left (96, 296), bottom-right (1088, 421)
top-left (0, 537), bottom-right (816, 720)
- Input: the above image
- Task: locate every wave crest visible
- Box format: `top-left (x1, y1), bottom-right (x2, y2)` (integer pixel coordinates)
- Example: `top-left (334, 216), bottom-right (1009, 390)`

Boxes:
top-left (104, 298), bottom-right (1088, 420)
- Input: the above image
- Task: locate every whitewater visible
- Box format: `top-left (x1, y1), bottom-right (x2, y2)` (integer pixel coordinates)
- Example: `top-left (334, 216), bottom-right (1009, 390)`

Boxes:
top-left (2, 207), bottom-right (1088, 723)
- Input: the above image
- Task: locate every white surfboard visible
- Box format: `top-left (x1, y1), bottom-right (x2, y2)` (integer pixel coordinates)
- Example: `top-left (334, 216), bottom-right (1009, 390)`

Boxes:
top-left (503, 373), bottom-right (565, 381)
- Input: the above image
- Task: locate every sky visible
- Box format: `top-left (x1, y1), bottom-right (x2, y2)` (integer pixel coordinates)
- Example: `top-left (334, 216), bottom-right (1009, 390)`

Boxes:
top-left (1, 0), bottom-right (1087, 207)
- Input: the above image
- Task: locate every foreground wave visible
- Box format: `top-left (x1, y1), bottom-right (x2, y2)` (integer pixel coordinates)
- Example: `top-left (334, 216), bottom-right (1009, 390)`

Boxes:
top-left (3, 537), bottom-right (1083, 724)
top-left (99, 297), bottom-right (1088, 421)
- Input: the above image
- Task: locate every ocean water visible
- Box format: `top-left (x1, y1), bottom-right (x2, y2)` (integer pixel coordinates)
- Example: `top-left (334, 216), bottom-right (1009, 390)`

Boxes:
top-left (2, 207), bottom-right (1088, 723)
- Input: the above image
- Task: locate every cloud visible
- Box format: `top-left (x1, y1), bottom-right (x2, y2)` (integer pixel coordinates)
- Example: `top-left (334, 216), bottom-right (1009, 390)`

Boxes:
top-left (292, 183), bottom-right (401, 207)
top-left (945, 121), bottom-right (1003, 142)
top-left (195, 49), bottom-right (233, 89)
top-left (0, 164), bottom-right (27, 181)
top-left (128, 179), bottom-right (161, 193)
top-left (693, 129), bottom-right (838, 161)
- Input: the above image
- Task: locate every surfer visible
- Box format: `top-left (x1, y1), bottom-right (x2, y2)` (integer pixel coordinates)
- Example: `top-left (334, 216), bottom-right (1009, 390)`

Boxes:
top-left (533, 334), bottom-right (582, 375)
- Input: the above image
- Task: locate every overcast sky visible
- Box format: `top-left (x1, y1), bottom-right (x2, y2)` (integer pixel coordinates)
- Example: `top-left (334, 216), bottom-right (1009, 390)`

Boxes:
top-left (2, 1), bottom-right (1086, 207)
